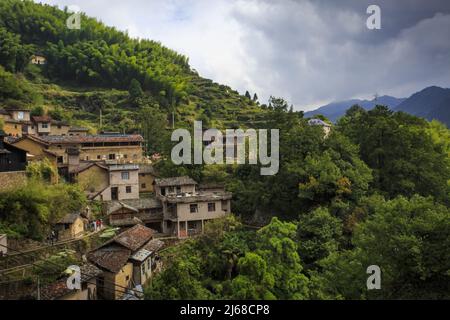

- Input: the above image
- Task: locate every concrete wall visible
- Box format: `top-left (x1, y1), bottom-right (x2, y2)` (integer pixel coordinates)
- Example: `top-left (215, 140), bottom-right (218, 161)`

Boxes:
top-left (109, 169), bottom-right (139, 200)
top-left (176, 199), bottom-right (230, 221)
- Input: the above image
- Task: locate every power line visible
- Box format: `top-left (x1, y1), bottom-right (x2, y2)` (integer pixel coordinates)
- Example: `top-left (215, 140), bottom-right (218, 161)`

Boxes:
top-left (0, 243), bottom-right (142, 297)
top-left (0, 247), bottom-right (129, 299)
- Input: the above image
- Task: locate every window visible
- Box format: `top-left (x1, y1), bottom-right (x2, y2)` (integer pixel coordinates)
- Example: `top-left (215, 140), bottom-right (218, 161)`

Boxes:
top-left (85, 156), bottom-right (89, 161)
top-left (123, 154), bottom-right (128, 159)
top-left (97, 155), bottom-right (101, 160)
top-left (208, 203), bottom-right (216, 212)
top-left (121, 172), bottom-right (129, 180)
top-left (141, 183), bottom-right (146, 189)
top-left (109, 154), bottom-right (116, 160)
top-left (168, 186), bottom-right (174, 194)
top-left (42, 123), bottom-right (48, 129)
top-left (141, 264), bottom-right (145, 275)
top-left (126, 186), bottom-right (132, 193)
top-left (57, 156), bottom-right (64, 164)
top-left (176, 186), bottom-right (181, 194)
top-left (57, 125), bottom-right (62, 129)
top-left (190, 204), bottom-right (198, 213)
top-left (17, 112), bottom-right (24, 120)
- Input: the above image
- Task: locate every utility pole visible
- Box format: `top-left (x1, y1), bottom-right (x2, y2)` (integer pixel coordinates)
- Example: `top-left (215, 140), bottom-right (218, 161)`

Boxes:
top-left (99, 109), bottom-right (103, 130)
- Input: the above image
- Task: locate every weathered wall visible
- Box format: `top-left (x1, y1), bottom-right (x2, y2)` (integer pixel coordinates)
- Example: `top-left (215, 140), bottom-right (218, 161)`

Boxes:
top-left (0, 171), bottom-right (27, 191)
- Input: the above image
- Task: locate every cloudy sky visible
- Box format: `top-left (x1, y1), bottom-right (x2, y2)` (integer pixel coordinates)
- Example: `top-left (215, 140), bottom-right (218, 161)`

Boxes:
top-left (35, 0), bottom-right (450, 111)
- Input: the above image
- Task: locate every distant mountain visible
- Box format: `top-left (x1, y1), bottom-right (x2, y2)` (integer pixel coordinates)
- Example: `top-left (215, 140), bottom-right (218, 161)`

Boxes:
top-left (304, 95), bottom-right (405, 122)
top-left (394, 86), bottom-right (450, 127)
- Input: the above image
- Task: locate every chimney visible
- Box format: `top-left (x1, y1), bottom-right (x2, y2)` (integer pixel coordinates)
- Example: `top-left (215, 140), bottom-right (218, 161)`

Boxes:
top-left (66, 147), bottom-right (80, 171)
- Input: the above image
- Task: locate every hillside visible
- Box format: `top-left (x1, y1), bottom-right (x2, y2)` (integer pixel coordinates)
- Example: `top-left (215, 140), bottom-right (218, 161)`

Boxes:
top-left (0, 0), bottom-right (267, 136)
top-left (304, 95), bottom-right (405, 122)
top-left (394, 86), bottom-right (450, 127)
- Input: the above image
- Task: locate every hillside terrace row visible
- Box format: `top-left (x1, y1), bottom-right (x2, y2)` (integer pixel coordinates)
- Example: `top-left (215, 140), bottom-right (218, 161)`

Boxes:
top-left (0, 128), bottom-right (232, 239)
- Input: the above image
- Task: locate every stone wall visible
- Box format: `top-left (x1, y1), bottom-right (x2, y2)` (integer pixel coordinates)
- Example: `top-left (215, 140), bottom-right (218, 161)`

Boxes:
top-left (0, 171), bottom-right (27, 191)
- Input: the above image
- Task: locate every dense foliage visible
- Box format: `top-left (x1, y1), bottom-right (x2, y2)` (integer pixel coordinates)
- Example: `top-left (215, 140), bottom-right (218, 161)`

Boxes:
top-left (0, 0), bottom-right (448, 300)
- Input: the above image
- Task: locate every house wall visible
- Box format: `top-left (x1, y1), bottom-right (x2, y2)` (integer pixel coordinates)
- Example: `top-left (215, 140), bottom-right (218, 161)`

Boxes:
top-left (0, 171), bottom-right (27, 191)
top-left (109, 170), bottom-right (139, 200)
top-left (176, 199), bottom-right (230, 221)
top-left (37, 122), bottom-right (51, 134)
top-left (78, 166), bottom-right (109, 194)
top-left (139, 172), bottom-right (155, 193)
top-left (51, 125), bottom-right (70, 136)
top-left (10, 111), bottom-right (30, 122)
top-left (3, 122), bottom-right (22, 137)
top-left (132, 257), bottom-right (153, 286)
top-left (12, 138), bottom-right (47, 157)
top-left (111, 262), bottom-right (133, 300)
top-left (57, 217), bottom-right (85, 241)
top-left (47, 145), bottom-right (143, 164)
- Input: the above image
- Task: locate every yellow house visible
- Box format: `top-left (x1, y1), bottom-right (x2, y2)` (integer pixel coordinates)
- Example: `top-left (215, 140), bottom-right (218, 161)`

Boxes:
top-left (9, 135), bottom-right (59, 168)
top-left (54, 213), bottom-right (87, 241)
top-left (87, 224), bottom-right (155, 300)
top-left (31, 55), bottom-right (47, 65)
top-left (139, 164), bottom-right (157, 193)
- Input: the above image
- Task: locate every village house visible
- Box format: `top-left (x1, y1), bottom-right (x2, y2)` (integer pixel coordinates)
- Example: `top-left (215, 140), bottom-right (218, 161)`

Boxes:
top-left (9, 133), bottom-right (144, 167)
top-left (0, 130), bottom-right (27, 172)
top-left (87, 224), bottom-right (161, 300)
top-left (28, 116), bottom-right (71, 136)
top-left (0, 107), bottom-right (31, 137)
top-left (139, 164), bottom-right (157, 193)
top-left (68, 126), bottom-right (89, 136)
top-left (0, 108), bottom-right (81, 137)
top-left (105, 198), bottom-right (163, 231)
top-left (30, 54), bottom-right (47, 65)
top-left (155, 177), bottom-right (232, 238)
top-left (39, 264), bottom-right (102, 300)
top-left (54, 212), bottom-right (88, 241)
top-left (308, 118), bottom-right (332, 137)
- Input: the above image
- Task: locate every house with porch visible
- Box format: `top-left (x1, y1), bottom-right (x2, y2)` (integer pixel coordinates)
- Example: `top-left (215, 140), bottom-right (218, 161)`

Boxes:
top-left (154, 177), bottom-right (232, 238)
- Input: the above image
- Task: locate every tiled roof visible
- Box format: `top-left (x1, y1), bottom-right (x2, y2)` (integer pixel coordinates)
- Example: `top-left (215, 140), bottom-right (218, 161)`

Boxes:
top-left (154, 176), bottom-right (197, 187)
top-left (57, 213), bottom-right (82, 224)
top-left (109, 164), bottom-right (139, 171)
top-left (39, 264), bottom-right (102, 300)
top-left (164, 191), bottom-right (232, 203)
top-left (105, 198), bottom-right (162, 215)
top-left (69, 162), bottom-right (108, 174)
top-left (139, 164), bottom-right (157, 175)
top-left (40, 134), bottom-right (144, 144)
top-left (32, 116), bottom-right (52, 123)
top-left (87, 244), bottom-right (131, 273)
top-left (68, 126), bottom-right (89, 132)
top-left (143, 239), bottom-right (164, 253)
top-left (112, 224), bottom-right (154, 251)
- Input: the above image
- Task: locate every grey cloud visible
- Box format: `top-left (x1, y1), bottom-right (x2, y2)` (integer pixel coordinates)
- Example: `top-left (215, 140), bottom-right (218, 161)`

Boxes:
top-left (36, 0), bottom-right (450, 110)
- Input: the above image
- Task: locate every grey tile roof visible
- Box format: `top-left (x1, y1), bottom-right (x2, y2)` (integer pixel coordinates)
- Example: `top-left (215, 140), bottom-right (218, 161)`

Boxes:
top-left (57, 213), bottom-right (82, 224)
top-left (154, 176), bottom-right (197, 187)
top-left (105, 198), bottom-right (162, 215)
